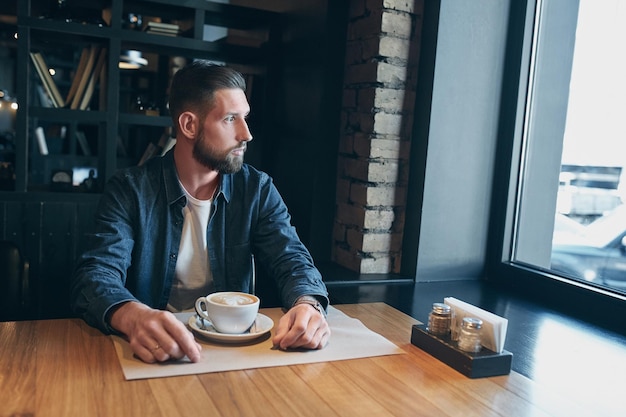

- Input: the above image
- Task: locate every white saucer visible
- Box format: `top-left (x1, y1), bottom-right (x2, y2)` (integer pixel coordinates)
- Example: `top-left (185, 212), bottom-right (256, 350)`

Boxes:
top-left (188, 313), bottom-right (274, 343)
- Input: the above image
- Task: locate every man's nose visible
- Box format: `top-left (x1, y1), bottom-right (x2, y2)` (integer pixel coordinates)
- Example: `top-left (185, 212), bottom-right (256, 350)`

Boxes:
top-left (238, 120), bottom-right (253, 142)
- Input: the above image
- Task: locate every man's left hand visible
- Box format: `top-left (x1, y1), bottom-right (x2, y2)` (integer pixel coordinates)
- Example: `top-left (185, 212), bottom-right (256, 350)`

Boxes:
top-left (272, 303), bottom-right (330, 350)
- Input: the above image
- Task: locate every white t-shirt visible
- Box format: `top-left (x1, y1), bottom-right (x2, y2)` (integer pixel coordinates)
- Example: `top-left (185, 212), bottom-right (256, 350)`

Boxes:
top-left (167, 184), bottom-right (214, 311)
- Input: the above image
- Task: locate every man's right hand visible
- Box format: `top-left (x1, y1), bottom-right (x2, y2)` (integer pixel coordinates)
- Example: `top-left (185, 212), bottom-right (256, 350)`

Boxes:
top-left (109, 301), bottom-right (202, 363)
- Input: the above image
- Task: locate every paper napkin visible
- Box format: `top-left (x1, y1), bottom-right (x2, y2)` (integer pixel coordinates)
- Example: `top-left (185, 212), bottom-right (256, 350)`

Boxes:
top-left (444, 297), bottom-right (508, 353)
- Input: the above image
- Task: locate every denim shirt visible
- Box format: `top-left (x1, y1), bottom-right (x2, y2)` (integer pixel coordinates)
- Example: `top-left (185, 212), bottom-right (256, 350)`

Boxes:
top-left (70, 150), bottom-right (328, 334)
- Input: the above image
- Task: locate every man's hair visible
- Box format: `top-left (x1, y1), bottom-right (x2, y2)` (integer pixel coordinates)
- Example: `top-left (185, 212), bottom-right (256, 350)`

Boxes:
top-left (168, 60), bottom-right (247, 125)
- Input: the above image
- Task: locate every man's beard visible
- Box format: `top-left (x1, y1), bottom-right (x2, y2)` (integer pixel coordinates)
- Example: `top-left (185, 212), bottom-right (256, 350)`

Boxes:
top-left (192, 133), bottom-right (246, 174)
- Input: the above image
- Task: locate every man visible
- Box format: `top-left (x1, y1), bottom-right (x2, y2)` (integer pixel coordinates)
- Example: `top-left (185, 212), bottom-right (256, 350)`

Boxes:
top-left (71, 61), bottom-right (330, 363)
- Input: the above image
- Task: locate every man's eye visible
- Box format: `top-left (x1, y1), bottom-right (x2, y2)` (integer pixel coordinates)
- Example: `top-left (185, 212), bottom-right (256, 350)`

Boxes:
top-left (225, 115), bottom-right (235, 122)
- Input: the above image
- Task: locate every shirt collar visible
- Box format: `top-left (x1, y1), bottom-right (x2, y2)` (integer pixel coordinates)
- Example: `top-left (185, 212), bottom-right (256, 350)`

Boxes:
top-left (162, 149), bottom-right (185, 206)
top-left (162, 147), bottom-right (233, 205)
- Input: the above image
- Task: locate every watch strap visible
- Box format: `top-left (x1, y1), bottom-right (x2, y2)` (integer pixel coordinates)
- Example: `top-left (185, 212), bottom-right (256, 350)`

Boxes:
top-left (293, 296), bottom-right (327, 318)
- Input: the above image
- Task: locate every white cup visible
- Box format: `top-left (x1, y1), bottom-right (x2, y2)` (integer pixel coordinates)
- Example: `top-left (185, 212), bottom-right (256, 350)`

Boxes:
top-left (195, 292), bottom-right (260, 334)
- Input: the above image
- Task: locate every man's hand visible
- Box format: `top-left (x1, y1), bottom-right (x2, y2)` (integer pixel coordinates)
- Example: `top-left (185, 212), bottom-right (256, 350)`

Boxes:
top-left (109, 301), bottom-right (202, 363)
top-left (272, 303), bottom-right (330, 350)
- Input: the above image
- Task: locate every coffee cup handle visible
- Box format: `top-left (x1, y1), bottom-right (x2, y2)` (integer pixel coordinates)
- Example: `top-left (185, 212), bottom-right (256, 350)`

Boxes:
top-left (195, 297), bottom-right (211, 321)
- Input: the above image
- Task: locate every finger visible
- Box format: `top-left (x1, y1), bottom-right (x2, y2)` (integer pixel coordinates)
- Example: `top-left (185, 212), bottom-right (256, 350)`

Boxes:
top-left (314, 325), bottom-right (331, 349)
top-left (150, 342), bottom-right (171, 362)
top-left (130, 312), bottom-right (200, 362)
top-left (137, 322), bottom-right (179, 360)
top-left (272, 312), bottom-right (295, 347)
top-left (133, 343), bottom-right (157, 363)
top-left (286, 315), bottom-right (331, 350)
top-left (131, 339), bottom-right (166, 363)
top-left (287, 324), bottom-right (326, 350)
top-left (276, 304), bottom-right (330, 349)
top-left (276, 315), bottom-right (308, 350)
top-left (162, 318), bottom-right (203, 362)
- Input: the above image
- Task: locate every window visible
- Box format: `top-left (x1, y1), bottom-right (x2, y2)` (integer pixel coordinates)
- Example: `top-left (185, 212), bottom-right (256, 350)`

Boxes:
top-left (489, 0), bottom-right (626, 314)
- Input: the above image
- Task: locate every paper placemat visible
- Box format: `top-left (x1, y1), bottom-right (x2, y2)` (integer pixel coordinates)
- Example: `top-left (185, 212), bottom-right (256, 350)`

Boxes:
top-left (112, 306), bottom-right (404, 380)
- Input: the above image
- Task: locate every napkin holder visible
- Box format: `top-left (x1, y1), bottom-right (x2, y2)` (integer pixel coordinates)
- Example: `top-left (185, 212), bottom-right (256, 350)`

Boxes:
top-left (410, 324), bottom-right (513, 378)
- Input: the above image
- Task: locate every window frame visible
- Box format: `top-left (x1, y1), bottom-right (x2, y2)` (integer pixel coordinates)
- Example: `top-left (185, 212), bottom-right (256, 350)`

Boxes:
top-left (485, 0), bottom-right (626, 328)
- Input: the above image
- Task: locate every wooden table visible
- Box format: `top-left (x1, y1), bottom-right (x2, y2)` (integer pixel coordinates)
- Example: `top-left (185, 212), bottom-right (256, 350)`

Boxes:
top-left (0, 303), bottom-right (606, 417)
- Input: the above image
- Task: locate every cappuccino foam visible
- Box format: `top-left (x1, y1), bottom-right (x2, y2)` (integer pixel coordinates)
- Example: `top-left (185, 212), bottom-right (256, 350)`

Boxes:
top-left (212, 294), bottom-right (255, 306)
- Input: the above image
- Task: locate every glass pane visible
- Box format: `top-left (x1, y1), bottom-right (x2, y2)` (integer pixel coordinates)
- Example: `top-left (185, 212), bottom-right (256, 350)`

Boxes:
top-left (513, 0), bottom-right (626, 295)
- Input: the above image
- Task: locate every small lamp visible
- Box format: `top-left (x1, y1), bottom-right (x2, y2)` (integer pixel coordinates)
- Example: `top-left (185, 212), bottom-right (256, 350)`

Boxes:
top-left (119, 50), bottom-right (147, 69)
top-left (0, 90), bottom-right (17, 135)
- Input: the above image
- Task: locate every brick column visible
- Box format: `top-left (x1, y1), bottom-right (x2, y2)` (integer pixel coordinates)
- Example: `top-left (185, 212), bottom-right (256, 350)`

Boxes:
top-left (332, 0), bottom-right (423, 273)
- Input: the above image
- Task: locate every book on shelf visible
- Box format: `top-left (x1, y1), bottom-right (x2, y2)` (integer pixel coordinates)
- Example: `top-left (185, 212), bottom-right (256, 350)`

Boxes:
top-left (144, 21), bottom-right (180, 36)
top-left (34, 126), bottom-right (49, 155)
top-left (145, 21), bottom-right (180, 30)
top-left (78, 47), bottom-right (107, 110)
top-left (161, 137), bottom-right (176, 156)
top-left (137, 142), bottom-right (159, 166)
top-left (35, 85), bottom-right (54, 108)
top-left (145, 29), bottom-right (180, 37)
top-left (137, 129), bottom-right (174, 165)
top-left (75, 131), bottom-right (92, 156)
top-left (30, 51), bottom-right (65, 108)
top-left (65, 47), bottom-right (91, 104)
top-left (70, 45), bottom-right (101, 110)
top-left (116, 136), bottom-right (128, 158)
top-left (98, 58), bottom-right (108, 110)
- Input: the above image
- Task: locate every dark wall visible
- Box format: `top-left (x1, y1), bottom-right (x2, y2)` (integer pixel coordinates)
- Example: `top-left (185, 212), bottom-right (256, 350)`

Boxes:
top-left (404, 0), bottom-right (511, 281)
top-left (258, 0), bottom-right (348, 263)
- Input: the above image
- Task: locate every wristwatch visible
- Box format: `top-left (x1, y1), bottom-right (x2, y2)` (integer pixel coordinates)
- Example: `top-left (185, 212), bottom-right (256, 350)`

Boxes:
top-left (293, 295), bottom-right (327, 318)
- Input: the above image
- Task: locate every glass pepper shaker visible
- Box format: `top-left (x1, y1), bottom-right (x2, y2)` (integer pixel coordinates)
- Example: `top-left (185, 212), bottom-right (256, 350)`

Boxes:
top-left (427, 303), bottom-right (452, 336)
top-left (457, 317), bottom-right (483, 353)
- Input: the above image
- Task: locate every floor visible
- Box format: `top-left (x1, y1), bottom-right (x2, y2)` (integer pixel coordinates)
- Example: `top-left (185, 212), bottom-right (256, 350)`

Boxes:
top-left (326, 277), bottom-right (626, 408)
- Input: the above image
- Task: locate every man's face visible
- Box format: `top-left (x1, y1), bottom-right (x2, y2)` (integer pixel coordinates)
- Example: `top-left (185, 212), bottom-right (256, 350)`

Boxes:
top-left (193, 88), bottom-right (252, 173)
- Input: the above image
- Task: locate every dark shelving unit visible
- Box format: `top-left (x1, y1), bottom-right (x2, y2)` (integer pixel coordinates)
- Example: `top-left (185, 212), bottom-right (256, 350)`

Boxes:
top-left (0, 0), bottom-right (282, 319)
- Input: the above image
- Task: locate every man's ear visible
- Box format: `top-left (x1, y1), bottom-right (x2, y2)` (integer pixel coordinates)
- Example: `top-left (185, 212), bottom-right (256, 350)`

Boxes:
top-left (177, 112), bottom-right (198, 139)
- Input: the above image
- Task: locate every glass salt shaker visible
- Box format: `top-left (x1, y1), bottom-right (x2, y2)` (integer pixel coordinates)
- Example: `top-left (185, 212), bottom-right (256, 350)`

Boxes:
top-left (427, 303), bottom-right (452, 336)
top-left (450, 311), bottom-right (461, 341)
top-left (457, 317), bottom-right (483, 353)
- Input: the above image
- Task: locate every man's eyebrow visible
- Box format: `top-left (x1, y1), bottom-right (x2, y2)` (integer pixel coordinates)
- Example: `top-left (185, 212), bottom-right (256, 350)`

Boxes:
top-left (225, 111), bottom-right (250, 117)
